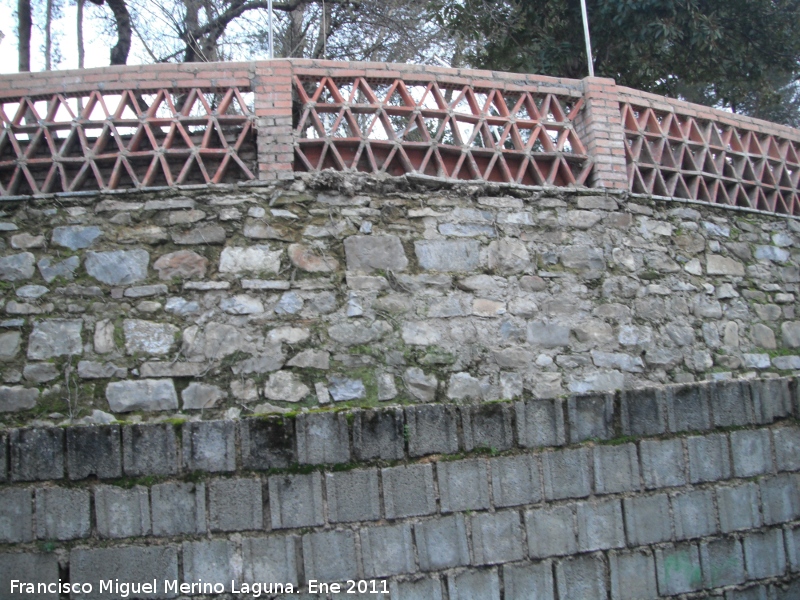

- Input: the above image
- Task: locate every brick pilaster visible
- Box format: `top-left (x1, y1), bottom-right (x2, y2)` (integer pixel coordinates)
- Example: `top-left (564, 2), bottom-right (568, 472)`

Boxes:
top-left (252, 61), bottom-right (294, 181)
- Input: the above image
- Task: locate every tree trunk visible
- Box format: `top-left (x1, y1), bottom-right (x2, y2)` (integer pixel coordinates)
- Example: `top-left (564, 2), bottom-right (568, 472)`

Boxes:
top-left (311, 2), bottom-right (333, 59)
top-left (18, 0), bottom-right (31, 71)
top-left (106, 0), bottom-right (131, 65)
top-left (77, 0), bottom-right (85, 68)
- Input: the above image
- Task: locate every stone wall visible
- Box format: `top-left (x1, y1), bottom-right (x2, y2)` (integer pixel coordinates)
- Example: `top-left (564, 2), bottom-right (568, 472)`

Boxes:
top-left (0, 376), bottom-right (798, 599)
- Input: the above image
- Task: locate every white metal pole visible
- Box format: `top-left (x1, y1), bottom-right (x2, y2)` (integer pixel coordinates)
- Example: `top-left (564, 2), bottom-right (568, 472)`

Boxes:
top-left (268, 0), bottom-right (274, 59)
top-left (579, 0), bottom-right (595, 77)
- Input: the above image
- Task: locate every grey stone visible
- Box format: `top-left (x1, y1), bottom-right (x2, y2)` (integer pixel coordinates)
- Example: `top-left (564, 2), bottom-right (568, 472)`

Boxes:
top-left (403, 367), bottom-right (438, 401)
top-left (577, 498), bottom-right (625, 552)
top-left (751, 377), bottom-right (793, 423)
top-left (269, 472), bottom-right (324, 528)
top-left (360, 523), bottom-right (415, 577)
top-left (503, 562), bottom-right (554, 600)
top-left (182, 421), bottom-right (235, 472)
top-left (773, 355), bottom-right (800, 369)
top-left (527, 321), bottom-right (570, 347)
top-left (405, 404), bottom-right (459, 456)
top-left (10, 428), bottom-right (63, 481)
top-left (94, 485), bottom-right (150, 538)
top-left (542, 447), bottom-right (591, 500)
top-left (775, 426), bottom-right (800, 471)
top-left (231, 345), bottom-right (285, 375)
top-left (700, 538), bottom-right (745, 588)
top-left (717, 482), bottom-right (761, 533)
top-left (345, 235), bottom-right (408, 272)
top-left (744, 353), bottom-right (771, 368)
top-left (16, 284), bottom-right (48, 299)
top-left (242, 535), bottom-right (299, 586)
top-left (0, 488), bottom-right (32, 542)
top-left (390, 578), bottom-right (444, 600)
top-left (329, 376), bottom-right (366, 401)
top-left (122, 424), bottom-right (178, 476)
top-left (303, 529), bottom-right (359, 582)
top-left (0, 252), bottom-right (35, 281)
top-left (107, 379), bottom-right (178, 412)
top-left (609, 550), bottom-right (659, 600)
top-left (123, 319), bottom-right (178, 355)
top-left (568, 393), bottom-right (614, 443)
top-left (710, 380), bottom-right (754, 427)
top-left (461, 403), bottom-right (514, 452)
top-left (0, 331), bottom-right (20, 361)
top-left (151, 482), bottom-right (206, 535)
top-left (76, 360), bottom-right (126, 379)
top-left (447, 371), bottom-right (484, 399)
top-left (667, 383), bottom-right (711, 432)
top-left (438, 458), bottom-right (490, 513)
top-left (415, 514), bottom-right (470, 571)
top-left (731, 429), bottom-right (773, 477)
top-left (560, 245), bottom-right (606, 277)
top-left (491, 454), bottom-right (542, 507)
top-left (328, 320), bottom-right (392, 345)
top-left (568, 370), bottom-right (625, 394)
top-left (415, 239), bottom-right (480, 271)
top-left (52, 225), bottom-right (102, 249)
top-left (165, 297), bottom-right (200, 316)
top-left (783, 321), bottom-right (800, 347)
top-left (27, 319), bottom-right (82, 359)
top-left (591, 350), bottom-right (644, 372)
top-left (85, 249), bottom-right (149, 284)
top-left (296, 411), bottom-right (350, 464)
top-left (182, 382), bottom-right (226, 409)
top-left (707, 255), bottom-right (745, 276)
top-left (516, 398), bottom-right (566, 447)
top-left (471, 510), bottom-right (525, 565)
top-left (182, 539), bottom-right (240, 591)
top-left (69, 546), bottom-right (178, 600)
top-left (208, 477), bottom-right (263, 532)
top-left (326, 469), bottom-right (380, 523)
top-left (240, 417), bottom-right (296, 470)
top-left (140, 361), bottom-right (205, 378)
top-left (487, 238), bottom-right (531, 274)
top-left (172, 224), bottom-right (226, 245)
top-left (219, 245), bottom-right (281, 273)
top-left (0, 431), bottom-right (5, 482)
top-left (66, 425), bottom-right (122, 480)
top-left (263, 371), bottom-right (310, 403)
top-left (287, 349), bottom-right (330, 369)
top-left (687, 433), bottom-right (730, 483)
top-left (671, 489), bottom-right (717, 540)
top-left (220, 294), bottom-right (264, 314)
top-left (752, 323), bottom-right (777, 348)
top-left (594, 443), bottom-right (640, 494)
top-left (35, 487), bottom-right (90, 540)
top-left (556, 554), bottom-right (607, 599)
top-left (656, 543), bottom-right (703, 595)
top-left (353, 408), bottom-right (405, 461)
top-left (0, 385), bottom-right (38, 412)
top-left (11, 233), bottom-right (45, 249)
top-left (274, 291), bottom-right (303, 314)
top-left (640, 438), bottom-right (686, 489)
top-left (448, 570), bottom-right (501, 600)
top-left (624, 493), bottom-right (672, 546)
top-left (760, 474), bottom-right (800, 525)
top-left (525, 505), bottom-right (576, 558)
top-left (439, 222), bottom-right (496, 237)
top-left (382, 464), bottom-right (436, 518)
top-left (743, 529), bottom-right (786, 579)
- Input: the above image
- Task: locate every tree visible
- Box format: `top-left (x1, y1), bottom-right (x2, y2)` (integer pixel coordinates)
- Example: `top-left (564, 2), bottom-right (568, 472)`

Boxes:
top-left (431, 0), bottom-right (800, 123)
top-left (18, 0), bottom-right (32, 71)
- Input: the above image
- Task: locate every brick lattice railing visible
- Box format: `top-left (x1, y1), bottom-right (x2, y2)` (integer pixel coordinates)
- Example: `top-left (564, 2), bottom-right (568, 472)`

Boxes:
top-left (1, 60), bottom-right (799, 215)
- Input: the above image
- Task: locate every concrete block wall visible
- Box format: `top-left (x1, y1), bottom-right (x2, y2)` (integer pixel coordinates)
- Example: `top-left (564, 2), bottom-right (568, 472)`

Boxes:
top-left (0, 376), bottom-right (799, 598)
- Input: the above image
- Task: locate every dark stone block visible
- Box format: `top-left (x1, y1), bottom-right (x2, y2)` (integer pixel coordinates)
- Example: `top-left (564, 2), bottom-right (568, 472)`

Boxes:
top-left (621, 388), bottom-right (666, 436)
top-left (240, 417), bottom-right (296, 470)
top-left (667, 383), bottom-right (711, 433)
top-left (568, 393), bottom-right (614, 443)
top-left (0, 431), bottom-right (7, 482)
top-left (352, 408), bottom-right (405, 461)
top-left (122, 424), bottom-right (178, 476)
top-left (405, 404), bottom-right (459, 457)
top-left (516, 398), bottom-right (565, 448)
top-left (67, 425), bottom-right (122, 480)
top-left (750, 377), bottom-right (792, 424)
top-left (10, 428), bottom-right (64, 482)
top-left (461, 402), bottom-right (514, 452)
top-left (710, 380), bottom-right (754, 427)
top-left (182, 421), bottom-right (236, 473)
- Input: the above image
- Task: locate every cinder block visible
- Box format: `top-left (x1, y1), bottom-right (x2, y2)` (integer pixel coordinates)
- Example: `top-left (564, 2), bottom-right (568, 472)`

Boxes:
top-left (303, 529), bottom-right (359, 582)
top-left (209, 477), bottom-right (263, 532)
top-left (182, 421), bottom-right (236, 473)
top-left (490, 454), bottom-right (542, 507)
top-left (717, 482), bottom-right (762, 533)
top-left (471, 510), bottom-right (525, 565)
top-left (360, 523), bottom-right (415, 577)
top-left (593, 443), bottom-right (640, 494)
top-left (352, 408), bottom-right (404, 461)
top-left (242, 535), bottom-right (299, 586)
top-left (503, 561), bottom-right (554, 600)
top-left (35, 487), bottom-right (90, 540)
top-left (609, 549), bottom-right (658, 600)
top-left (122, 424), bottom-right (178, 476)
top-left (687, 433), bottom-right (731, 483)
top-left (743, 529), bottom-right (786, 579)
top-left (667, 382), bottom-right (711, 432)
top-left (624, 493), bottom-right (672, 546)
top-left (760, 474), bottom-right (800, 525)
top-left (655, 543), bottom-right (703, 596)
top-left (568, 393), bottom-right (614, 443)
top-left (577, 498), bottom-right (625, 551)
top-left (70, 546), bottom-right (178, 600)
top-left (415, 514), bottom-right (470, 571)
top-left (774, 426), bottom-right (800, 472)
top-left (0, 552), bottom-right (59, 600)
top-left (296, 412), bottom-right (350, 465)
top-left (183, 539), bottom-right (241, 592)
top-left (268, 472), bottom-right (324, 529)
top-left (405, 404), bottom-right (459, 457)
top-left (326, 469), bottom-right (380, 523)
top-left (725, 585), bottom-right (770, 600)
top-left (774, 581), bottom-right (800, 600)
top-left (461, 403), bottom-right (514, 452)
top-left (94, 485), bottom-right (151, 538)
top-left (555, 554), bottom-right (607, 599)
top-left (240, 417), bottom-right (296, 469)
top-left (0, 488), bottom-right (32, 543)
top-left (515, 398), bottom-right (566, 448)
top-left (381, 464), bottom-right (436, 519)
top-left (438, 458), bottom-right (490, 513)
top-left (640, 438), bottom-right (686, 489)
top-left (710, 380), bottom-right (754, 427)
top-left (788, 526), bottom-right (800, 573)
top-left (66, 425), bottom-right (122, 480)
top-left (620, 387), bottom-right (666, 436)
top-left (151, 481), bottom-right (206, 536)
top-left (0, 431), bottom-right (7, 482)
top-left (542, 447), bottom-right (591, 500)
top-left (731, 429), bottom-right (773, 477)
top-left (10, 428), bottom-right (64, 481)
top-left (389, 577), bottom-right (444, 600)
top-left (525, 505), bottom-right (577, 558)
top-left (700, 538), bottom-right (745, 588)
top-left (751, 377), bottom-right (793, 424)
top-left (447, 569), bottom-right (501, 600)
top-left (671, 489), bottom-right (717, 540)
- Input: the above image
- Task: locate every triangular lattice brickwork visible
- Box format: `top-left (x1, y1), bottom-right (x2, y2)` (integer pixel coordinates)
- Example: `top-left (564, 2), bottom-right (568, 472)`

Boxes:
top-left (0, 88), bottom-right (256, 196)
top-left (293, 76), bottom-right (592, 186)
top-left (622, 103), bottom-right (800, 215)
